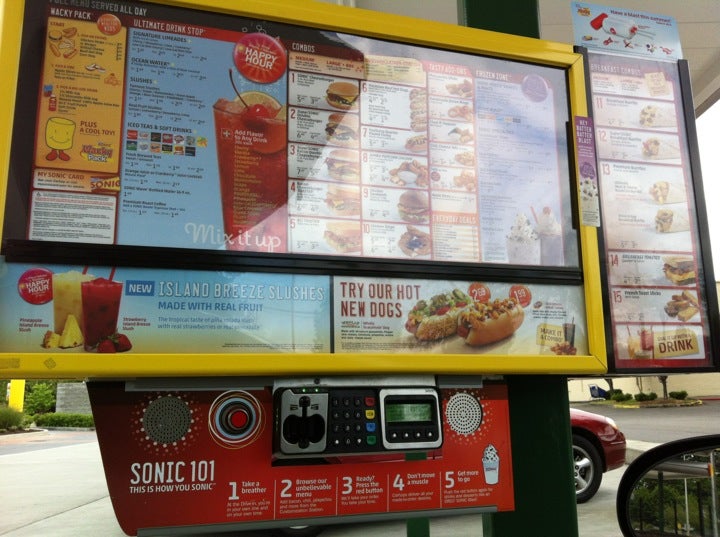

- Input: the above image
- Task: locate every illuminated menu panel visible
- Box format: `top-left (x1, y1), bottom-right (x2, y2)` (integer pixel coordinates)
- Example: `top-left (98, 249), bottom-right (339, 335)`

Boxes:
top-left (16, 0), bottom-right (578, 268)
top-left (587, 51), bottom-right (714, 370)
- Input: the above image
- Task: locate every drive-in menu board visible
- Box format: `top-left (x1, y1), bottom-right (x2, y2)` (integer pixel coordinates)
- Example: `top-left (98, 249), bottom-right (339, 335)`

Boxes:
top-left (588, 51), bottom-right (714, 369)
top-left (18, 0), bottom-right (578, 268)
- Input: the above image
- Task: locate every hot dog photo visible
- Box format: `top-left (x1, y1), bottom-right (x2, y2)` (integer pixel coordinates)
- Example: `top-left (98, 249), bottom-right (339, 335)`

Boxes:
top-left (333, 277), bottom-right (587, 355)
top-left (405, 288), bottom-right (525, 347)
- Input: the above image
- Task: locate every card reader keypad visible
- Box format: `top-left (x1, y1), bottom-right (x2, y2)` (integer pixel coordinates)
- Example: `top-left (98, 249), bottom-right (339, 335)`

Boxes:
top-left (326, 390), bottom-right (381, 453)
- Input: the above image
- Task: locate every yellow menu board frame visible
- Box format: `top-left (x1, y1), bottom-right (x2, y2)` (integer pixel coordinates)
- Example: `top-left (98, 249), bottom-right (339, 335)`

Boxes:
top-left (0, 0), bottom-right (606, 378)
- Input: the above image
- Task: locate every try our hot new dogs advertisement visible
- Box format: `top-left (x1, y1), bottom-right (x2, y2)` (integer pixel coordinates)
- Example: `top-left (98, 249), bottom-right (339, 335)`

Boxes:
top-left (0, 261), bottom-right (587, 356)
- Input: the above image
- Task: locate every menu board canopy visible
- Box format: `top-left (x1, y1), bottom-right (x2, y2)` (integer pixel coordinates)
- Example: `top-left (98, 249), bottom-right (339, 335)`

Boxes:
top-left (0, 0), bottom-right (591, 283)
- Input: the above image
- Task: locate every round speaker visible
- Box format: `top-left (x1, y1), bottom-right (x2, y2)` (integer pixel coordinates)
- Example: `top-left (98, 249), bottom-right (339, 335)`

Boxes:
top-left (142, 395), bottom-right (193, 445)
top-left (445, 392), bottom-right (483, 436)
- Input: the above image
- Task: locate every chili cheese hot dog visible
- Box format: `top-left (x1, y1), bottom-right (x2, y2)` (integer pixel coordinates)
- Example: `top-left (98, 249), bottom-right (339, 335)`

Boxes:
top-left (457, 297), bottom-right (524, 346)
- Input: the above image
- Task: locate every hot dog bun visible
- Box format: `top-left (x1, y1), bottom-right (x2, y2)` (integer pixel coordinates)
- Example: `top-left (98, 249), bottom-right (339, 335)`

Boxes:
top-left (414, 309), bottom-right (462, 341)
top-left (457, 298), bottom-right (524, 346)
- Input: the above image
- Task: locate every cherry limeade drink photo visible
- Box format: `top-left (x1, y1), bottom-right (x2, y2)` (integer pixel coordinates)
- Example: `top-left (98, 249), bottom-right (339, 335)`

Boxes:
top-left (213, 30), bottom-right (291, 253)
top-left (213, 93), bottom-right (287, 252)
top-left (81, 278), bottom-right (123, 350)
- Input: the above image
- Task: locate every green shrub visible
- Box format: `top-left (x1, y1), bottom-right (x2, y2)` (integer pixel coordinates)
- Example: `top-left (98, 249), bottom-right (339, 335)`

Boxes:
top-left (0, 405), bottom-right (24, 430)
top-left (34, 413), bottom-right (94, 428)
top-left (0, 380), bottom-right (8, 405)
top-left (634, 392), bottom-right (658, 402)
top-left (669, 390), bottom-right (688, 400)
top-left (24, 382), bottom-right (56, 415)
top-left (612, 391), bottom-right (633, 402)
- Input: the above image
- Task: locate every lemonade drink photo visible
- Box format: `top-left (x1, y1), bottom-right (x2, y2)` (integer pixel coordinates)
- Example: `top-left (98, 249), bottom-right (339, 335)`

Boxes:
top-left (52, 270), bottom-right (95, 334)
top-left (81, 277), bottom-right (123, 350)
top-left (213, 79), bottom-right (288, 252)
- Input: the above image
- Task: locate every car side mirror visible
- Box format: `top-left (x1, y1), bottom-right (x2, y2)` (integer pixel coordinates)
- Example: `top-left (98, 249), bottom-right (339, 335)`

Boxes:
top-left (616, 434), bottom-right (720, 536)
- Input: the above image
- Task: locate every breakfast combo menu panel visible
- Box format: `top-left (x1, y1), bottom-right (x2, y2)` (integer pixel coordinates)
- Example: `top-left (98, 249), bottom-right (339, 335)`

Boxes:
top-left (19, 0), bottom-right (578, 269)
top-left (588, 51), bottom-right (713, 369)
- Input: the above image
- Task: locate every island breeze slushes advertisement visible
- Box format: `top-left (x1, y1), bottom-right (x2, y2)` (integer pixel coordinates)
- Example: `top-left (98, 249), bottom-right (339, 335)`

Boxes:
top-left (585, 50), bottom-right (714, 369)
top-left (22, 0), bottom-right (578, 267)
top-left (1, 260), bottom-right (588, 356)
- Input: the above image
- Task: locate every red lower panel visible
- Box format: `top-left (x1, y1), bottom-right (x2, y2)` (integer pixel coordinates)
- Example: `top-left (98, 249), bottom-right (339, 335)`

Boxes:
top-left (88, 381), bottom-right (513, 535)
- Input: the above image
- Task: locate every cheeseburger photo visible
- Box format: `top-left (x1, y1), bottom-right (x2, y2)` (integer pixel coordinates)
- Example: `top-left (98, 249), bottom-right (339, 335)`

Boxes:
top-left (324, 221), bottom-right (362, 253)
top-left (326, 81), bottom-right (360, 110)
top-left (326, 112), bottom-right (359, 148)
top-left (325, 184), bottom-right (361, 216)
top-left (397, 190), bottom-right (429, 223)
top-left (324, 149), bottom-right (360, 183)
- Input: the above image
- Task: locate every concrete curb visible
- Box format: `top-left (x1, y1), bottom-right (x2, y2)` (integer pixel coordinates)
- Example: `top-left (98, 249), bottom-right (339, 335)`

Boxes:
top-left (624, 439), bottom-right (659, 464)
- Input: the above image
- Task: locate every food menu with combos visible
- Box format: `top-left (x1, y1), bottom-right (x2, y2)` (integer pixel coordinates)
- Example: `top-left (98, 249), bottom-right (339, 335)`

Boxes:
top-left (2, 261), bottom-right (587, 357)
top-left (587, 51), bottom-right (714, 368)
top-left (19, 0), bottom-right (578, 269)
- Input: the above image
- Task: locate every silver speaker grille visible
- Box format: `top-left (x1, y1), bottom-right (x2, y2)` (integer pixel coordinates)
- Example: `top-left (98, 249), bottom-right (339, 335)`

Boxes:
top-left (445, 392), bottom-right (483, 436)
top-left (142, 396), bottom-right (192, 444)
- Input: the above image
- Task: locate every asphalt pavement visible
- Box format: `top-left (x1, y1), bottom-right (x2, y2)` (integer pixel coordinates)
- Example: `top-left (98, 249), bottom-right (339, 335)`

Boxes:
top-left (2, 401), bottom-right (718, 537)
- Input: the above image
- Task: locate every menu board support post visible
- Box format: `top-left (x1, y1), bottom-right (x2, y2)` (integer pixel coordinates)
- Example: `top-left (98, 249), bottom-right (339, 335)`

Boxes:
top-left (462, 5), bottom-right (579, 537)
top-left (461, 1), bottom-right (540, 38)
top-left (482, 376), bottom-right (579, 537)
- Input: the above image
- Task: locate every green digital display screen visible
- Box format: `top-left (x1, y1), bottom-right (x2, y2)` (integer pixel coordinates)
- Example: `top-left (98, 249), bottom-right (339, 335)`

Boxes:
top-left (385, 402), bottom-right (432, 423)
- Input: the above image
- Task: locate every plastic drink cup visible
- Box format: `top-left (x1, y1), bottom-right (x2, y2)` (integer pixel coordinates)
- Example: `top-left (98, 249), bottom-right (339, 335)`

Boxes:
top-left (640, 329), bottom-right (654, 358)
top-left (213, 95), bottom-right (287, 252)
top-left (483, 459), bottom-right (499, 485)
top-left (482, 444), bottom-right (500, 485)
top-left (563, 322), bottom-right (576, 346)
top-left (53, 270), bottom-right (95, 334)
top-left (627, 335), bottom-right (641, 359)
top-left (506, 237), bottom-right (541, 265)
top-left (539, 232), bottom-right (563, 266)
top-left (81, 278), bottom-right (123, 350)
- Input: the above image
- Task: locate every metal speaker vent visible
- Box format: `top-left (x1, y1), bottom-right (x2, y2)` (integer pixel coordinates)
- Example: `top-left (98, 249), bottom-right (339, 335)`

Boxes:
top-left (143, 396), bottom-right (192, 444)
top-left (445, 392), bottom-right (483, 436)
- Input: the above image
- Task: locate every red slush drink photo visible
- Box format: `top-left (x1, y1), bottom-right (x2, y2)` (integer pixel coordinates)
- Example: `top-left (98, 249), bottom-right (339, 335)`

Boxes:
top-left (213, 91), bottom-right (288, 252)
top-left (81, 278), bottom-right (123, 350)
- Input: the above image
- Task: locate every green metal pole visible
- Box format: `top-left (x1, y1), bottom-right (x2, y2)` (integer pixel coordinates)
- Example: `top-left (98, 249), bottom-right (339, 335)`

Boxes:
top-left (461, 0), bottom-right (540, 38)
top-left (460, 3), bottom-right (579, 535)
top-left (406, 451), bottom-right (430, 537)
top-left (482, 376), bottom-right (578, 537)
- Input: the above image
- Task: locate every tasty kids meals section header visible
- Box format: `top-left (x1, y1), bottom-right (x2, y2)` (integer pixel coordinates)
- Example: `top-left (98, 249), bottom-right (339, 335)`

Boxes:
top-left (23, 0), bottom-right (578, 268)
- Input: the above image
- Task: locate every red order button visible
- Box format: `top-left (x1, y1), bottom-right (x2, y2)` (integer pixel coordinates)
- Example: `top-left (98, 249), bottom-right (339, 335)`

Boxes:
top-left (228, 407), bottom-right (250, 430)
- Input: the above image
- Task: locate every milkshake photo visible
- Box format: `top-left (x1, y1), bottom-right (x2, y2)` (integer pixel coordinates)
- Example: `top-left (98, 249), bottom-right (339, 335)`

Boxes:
top-left (534, 206), bottom-right (564, 266)
top-left (482, 443), bottom-right (500, 485)
top-left (506, 213), bottom-right (541, 265)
